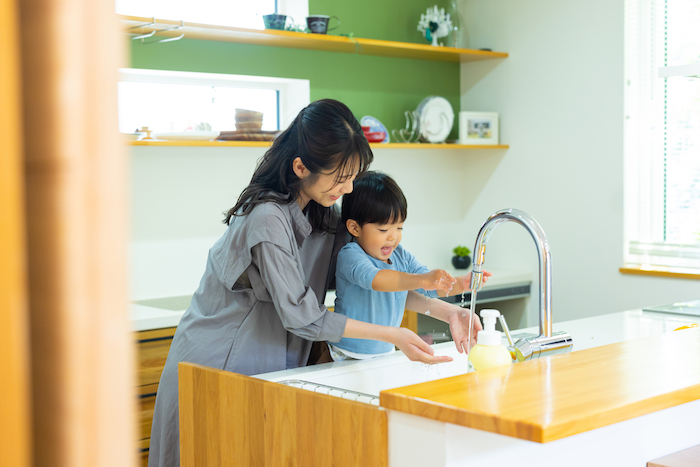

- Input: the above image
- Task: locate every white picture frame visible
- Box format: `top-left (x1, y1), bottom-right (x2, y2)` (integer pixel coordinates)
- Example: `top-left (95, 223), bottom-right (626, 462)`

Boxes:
top-left (458, 111), bottom-right (499, 145)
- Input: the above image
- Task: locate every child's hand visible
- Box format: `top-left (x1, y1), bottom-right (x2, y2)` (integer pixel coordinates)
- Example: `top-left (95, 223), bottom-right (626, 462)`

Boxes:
top-left (461, 270), bottom-right (493, 291)
top-left (422, 269), bottom-right (456, 294)
top-left (392, 327), bottom-right (453, 364)
top-left (447, 307), bottom-right (483, 354)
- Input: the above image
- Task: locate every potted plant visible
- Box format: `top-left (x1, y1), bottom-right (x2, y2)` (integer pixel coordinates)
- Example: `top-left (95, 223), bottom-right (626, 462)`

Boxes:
top-left (451, 245), bottom-right (471, 269)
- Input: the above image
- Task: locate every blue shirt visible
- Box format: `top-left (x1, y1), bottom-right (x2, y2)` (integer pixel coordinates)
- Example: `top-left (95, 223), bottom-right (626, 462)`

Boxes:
top-left (333, 241), bottom-right (438, 355)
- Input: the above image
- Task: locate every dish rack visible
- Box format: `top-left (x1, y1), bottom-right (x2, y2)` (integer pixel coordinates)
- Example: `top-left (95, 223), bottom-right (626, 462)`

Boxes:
top-left (127, 17), bottom-right (185, 44)
top-left (277, 379), bottom-right (380, 406)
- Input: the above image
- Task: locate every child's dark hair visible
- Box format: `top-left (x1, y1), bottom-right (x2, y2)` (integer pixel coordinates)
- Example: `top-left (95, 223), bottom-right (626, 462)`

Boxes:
top-left (224, 99), bottom-right (373, 233)
top-left (341, 171), bottom-right (407, 226)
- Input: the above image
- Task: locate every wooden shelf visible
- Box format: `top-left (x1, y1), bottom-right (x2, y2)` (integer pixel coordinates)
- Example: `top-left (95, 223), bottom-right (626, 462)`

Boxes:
top-left (619, 266), bottom-right (700, 280)
top-left (121, 15), bottom-right (508, 63)
top-left (128, 140), bottom-right (509, 150)
top-left (129, 140), bottom-right (272, 147)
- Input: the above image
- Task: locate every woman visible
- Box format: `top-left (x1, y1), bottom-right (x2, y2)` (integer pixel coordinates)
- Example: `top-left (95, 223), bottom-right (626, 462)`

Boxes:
top-left (148, 99), bottom-right (464, 467)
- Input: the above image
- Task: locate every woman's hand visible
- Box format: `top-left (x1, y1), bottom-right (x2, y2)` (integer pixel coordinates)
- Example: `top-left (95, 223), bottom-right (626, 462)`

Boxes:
top-left (447, 307), bottom-right (483, 354)
top-left (391, 327), bottom-right (453, 364)
top-left (342, 318), bottom-right (451, 364)
top-left (420, 269), bottom-right (456, 294)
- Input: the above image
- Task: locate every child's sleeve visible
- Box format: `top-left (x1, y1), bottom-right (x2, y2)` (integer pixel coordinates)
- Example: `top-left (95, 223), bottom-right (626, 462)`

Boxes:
top-left (336, 246), bottom-right (381, 291)
top-left (402, 249), bottom-right (439, 299)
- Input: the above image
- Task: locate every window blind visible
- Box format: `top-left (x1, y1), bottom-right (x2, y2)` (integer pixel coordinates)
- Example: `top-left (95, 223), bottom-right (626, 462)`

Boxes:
top-left (624, 0), bottom-right (700, 271)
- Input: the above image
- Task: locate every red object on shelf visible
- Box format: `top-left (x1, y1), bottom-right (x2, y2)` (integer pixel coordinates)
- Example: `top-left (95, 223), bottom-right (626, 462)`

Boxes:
top-left (364, 131), bottom-right (386, 142)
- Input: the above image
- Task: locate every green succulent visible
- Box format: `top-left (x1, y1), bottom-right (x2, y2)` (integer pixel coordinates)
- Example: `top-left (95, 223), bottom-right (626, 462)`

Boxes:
top-left (284, 24), bottom-right (310, 33)
top-left (452, 245), bottom-right (471, 257)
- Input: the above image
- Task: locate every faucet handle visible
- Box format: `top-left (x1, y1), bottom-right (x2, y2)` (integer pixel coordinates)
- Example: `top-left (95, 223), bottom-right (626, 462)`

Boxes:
top-left (470, 269), bottom-right (484, 291)
top-left (511, 331), bottom-right (573, 362)
top-left (497, 314), bottom-right (514, 347)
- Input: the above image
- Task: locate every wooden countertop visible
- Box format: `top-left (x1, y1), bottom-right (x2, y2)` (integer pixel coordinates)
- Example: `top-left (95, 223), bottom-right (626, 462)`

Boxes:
top-left (380, 327), bottom-right (700, 443)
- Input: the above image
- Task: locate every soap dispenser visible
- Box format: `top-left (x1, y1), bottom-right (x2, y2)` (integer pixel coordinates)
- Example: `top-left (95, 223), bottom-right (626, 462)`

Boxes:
top-left (468, 309), bottom-right (513, 371)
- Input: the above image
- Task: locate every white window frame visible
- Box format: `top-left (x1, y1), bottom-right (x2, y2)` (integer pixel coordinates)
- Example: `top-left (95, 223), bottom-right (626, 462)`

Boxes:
top-left (116, 0), bottom-right (308, 30)
top-left (118, 68), bottom-right (310, 130)
top-left (277, 0), bottom-right (309, 25)
top-left (623, 0), bottom-right (700, 272)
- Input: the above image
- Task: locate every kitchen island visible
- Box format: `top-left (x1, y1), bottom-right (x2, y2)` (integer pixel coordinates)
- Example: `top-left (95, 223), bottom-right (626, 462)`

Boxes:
top-left (133, 268), bottom-right (531, 464)
top-left (178, 309), bottom-right (700, 466)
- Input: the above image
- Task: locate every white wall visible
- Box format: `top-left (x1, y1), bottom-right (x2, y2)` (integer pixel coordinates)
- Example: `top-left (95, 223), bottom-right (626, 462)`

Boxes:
top-left (129, 145), bottom-right (472, 299)
top-left (456, 0), bottom-right (699, 324)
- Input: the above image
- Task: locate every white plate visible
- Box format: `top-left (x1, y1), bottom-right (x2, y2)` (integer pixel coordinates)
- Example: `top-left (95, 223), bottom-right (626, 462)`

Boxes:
top-left (416, 96), bottom-right (454, 143)
top-left (152, 131), bottom-right (219, 141)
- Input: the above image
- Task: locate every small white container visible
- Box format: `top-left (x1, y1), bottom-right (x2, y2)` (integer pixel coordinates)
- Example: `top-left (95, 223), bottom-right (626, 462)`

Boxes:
top-left (468, 309), bottom-right (513, 371)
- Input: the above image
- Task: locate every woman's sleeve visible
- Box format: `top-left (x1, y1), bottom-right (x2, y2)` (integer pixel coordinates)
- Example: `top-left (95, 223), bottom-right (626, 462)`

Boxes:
top-left (251, 241), bottom-right (348, 342)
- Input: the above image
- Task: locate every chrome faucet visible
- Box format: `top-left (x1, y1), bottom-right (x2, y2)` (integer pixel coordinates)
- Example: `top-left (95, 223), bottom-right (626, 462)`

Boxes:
top-left (470, 208), bottom-right (573, 361)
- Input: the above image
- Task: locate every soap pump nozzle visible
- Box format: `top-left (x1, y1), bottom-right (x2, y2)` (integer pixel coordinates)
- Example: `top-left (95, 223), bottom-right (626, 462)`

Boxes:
top-left (480, 309), bottom-right (516, 360)
top-left (477, 309), bottom-right (504, 346)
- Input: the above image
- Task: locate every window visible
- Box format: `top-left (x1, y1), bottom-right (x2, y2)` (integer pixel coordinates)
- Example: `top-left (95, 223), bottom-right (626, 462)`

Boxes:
top-left (118, 69), bottom-right (310, 134)
top-left (624, 0), bottom-right (700, 271)
top-left (116, 0), bottom-right (308, 30)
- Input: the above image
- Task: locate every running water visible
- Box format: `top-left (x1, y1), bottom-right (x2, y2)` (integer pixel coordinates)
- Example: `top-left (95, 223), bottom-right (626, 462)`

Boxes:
top-left (467, 290), bottom-right (478, 353)
top-left (460, 291), bottom-right (467, 316)
top-left (421, 362), bottom-right (443, 382)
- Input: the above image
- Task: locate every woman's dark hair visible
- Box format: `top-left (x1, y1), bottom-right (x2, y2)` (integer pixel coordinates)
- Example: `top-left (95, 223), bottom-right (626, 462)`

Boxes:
top-left (224, 99), bottom-right (374, 232)
top-left (341, 171), bottom-right (407, 226)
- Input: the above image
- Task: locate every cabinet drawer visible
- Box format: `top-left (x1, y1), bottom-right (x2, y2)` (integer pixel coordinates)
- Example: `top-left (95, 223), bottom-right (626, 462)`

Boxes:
top-left (138, 383), bottom-right (158, 441)
top-left (137, 438), bottom-right (150, 467)
top-left (137, 327), bottom-right (176, 386)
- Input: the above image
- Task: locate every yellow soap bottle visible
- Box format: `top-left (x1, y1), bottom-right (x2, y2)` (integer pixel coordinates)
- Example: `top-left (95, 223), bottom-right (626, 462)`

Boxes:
top-left (468, 309), bottom-right (513, 371)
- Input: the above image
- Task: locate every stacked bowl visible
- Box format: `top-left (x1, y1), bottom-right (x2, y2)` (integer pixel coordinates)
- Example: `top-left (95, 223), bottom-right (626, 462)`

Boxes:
top-left (235, 109), bottom-right (263, 132)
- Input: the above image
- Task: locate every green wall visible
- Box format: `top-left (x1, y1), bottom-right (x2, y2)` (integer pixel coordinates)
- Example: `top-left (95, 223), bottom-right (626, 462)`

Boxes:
top-left (128, 1), bottom-right (459, 139)
top-left (309, 0), bottom-right (445, 43)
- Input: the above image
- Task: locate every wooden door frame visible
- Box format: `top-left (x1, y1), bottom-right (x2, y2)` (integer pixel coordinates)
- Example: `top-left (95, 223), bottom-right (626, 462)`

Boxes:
top-left (17, 0), bottom-right (136, 465)
top-left (0, 0), bottom-right (31, 464)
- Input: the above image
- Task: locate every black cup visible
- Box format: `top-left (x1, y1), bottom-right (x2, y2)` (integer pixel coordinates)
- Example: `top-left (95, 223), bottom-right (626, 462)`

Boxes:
top-left (263, 14), bottom-right (289, 30)
top-left (305, 15), bottom-right (340, 34)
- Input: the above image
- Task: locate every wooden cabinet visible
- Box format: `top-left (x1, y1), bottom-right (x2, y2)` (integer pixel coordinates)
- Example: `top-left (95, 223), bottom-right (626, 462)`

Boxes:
top-left (179, 363), bottom-right (388, 466)
top-left (136, 327), bottom-right (176, 467)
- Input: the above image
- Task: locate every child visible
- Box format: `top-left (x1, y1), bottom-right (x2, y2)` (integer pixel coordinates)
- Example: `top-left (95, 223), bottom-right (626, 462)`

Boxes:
top-left (329, 171), bottom-right (489, 361)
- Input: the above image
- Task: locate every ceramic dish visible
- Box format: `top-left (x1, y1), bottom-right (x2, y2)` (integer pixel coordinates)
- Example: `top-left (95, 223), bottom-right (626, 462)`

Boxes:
top-left (416, 96), bottom-right (454, 143)
top-left (152, 131), bottom-right (220, 141)
top-left (121, 133), bottom-right (142, 141)
top-left (364, 131), bottom-right (386, 143)
top-left (360, 116), bottom-right (390, 143)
